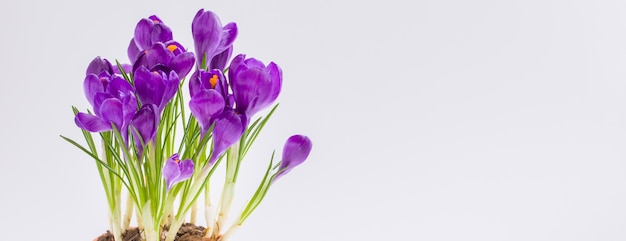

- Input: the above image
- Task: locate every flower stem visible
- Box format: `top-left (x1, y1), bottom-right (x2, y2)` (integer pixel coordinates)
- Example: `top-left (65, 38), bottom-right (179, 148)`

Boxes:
top-left (219, 223), bottom-right (241, 241)
top-left (122, 194), bottom-right (134, 230)
top-left (215, 143), bottom-right (240, 234)
top-left (204, 183), bottom-right (215, 238)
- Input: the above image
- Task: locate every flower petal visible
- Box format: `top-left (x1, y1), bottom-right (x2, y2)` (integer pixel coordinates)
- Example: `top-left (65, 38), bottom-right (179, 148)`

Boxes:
top-left (163, 154), bottom-right (182, 191)
top-left (275, 135), bottom-right (313, 180)
top-left (86, 56), bottom-right (113, 76)
top-left (169, 52), bottom-right (195, 78)
top-left (131, 104), bottom-right (157, 146)
top-left (178, 159), bottom-right (194, 181)
top-left (189, 89), bottom-right (226, 134)
top-left (208, 110), bottom-right (245, 164)
top-left (83, 74), bottom-right (103, 107)
top-left (75, 112), bottom-right (111, 132)
top-left (100, 98), bottom-right (124, 129)
top-left (192, 9), bottom-right (222, 68)
top-left (134, 19), bottom-right (154, 50)
top-left (127, 38), bottom-right (141, 64)
top-left (134, 66), bottom-right (165, 108)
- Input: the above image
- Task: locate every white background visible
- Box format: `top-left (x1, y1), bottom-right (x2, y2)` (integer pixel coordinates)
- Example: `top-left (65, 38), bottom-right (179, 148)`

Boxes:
top-left (1, 0), bottom-right (626, 240)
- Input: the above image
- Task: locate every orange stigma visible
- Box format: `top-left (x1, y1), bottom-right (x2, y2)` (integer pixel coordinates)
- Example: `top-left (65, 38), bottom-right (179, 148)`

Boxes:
top-left (209, 74), bottom-right (218, 88)
top-left (175, 159), bottom-right (180, 163)
top-left (152, 19), bottom-right (160, 23)
top-left (167, 44), bottom-right (178, 52)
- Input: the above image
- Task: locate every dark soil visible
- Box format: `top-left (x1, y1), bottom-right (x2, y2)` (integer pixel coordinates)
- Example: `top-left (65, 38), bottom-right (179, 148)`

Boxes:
top-left (95, 223), bottom-right (209, 241)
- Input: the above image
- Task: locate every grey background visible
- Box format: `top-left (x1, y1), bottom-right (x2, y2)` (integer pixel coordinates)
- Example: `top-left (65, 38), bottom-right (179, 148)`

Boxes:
top-left (1, 0), bottom-right (626, 240)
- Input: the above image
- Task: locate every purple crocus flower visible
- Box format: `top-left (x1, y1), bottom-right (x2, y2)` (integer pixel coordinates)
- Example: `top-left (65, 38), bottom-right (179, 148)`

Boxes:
top-left (162, 153), bottom-right (194, 191)
top-left (192, 9), bottom-right (237, 70)
top-left (128, 15), bottom-right (173, 62)
top-left (228, 54), bottom-right (282, 121)
top-left (274, 135), bottom-right (312, 180)
top-left (133, 66), bottom-right (180, 114)
top-left (132, 41), bottom-right (195, 78)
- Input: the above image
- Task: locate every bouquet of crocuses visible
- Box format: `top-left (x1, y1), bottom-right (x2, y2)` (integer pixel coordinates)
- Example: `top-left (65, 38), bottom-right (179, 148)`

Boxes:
top-left (61, 9), bottom-right (312, 241)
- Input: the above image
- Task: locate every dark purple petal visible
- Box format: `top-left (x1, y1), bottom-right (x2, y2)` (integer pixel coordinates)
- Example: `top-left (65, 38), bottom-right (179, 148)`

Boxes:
top-left (169, 52), bottom-right (195, 78)
top-left (86, 56), bottom-right (113, 76)
top-left (162, 70), bottom-right (180, 108)
top-left (100, 98), bottom-right (124, 129)
top-left (189, 89), bottom-right (225, 134)
top-left (151, 22), bottom-right (173, 45)
top-left (134, 66), bottom-right (165, 108)
top-left (131, 104), bottom-right (157, 146)
top-left (83, 74), bottom-right (103, 107)
top-left (189, 70), bottom-right (202, 98)
top-left (75, 113), bottom-right (111, 132)
top-left (192, 9), bottom-right (222, 68)
top-left (209, 46), bottom-right (233, 71)
top-left (106, 77), bottom-right (134, 100)
top-left (208, 110), bottom-right (244, 164)
top-left (275, 135), bottom-right (312, 180)
top-left (93, 92), bottom-right (114, 117)
top-left (146, 43), bottom-right (174, 68)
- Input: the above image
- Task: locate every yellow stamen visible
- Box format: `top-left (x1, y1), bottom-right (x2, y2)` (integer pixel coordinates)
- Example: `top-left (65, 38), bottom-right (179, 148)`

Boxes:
top-left (167, 45), bottom-right (178, 52)
top-left (209, 74), bottom-right (218, 89)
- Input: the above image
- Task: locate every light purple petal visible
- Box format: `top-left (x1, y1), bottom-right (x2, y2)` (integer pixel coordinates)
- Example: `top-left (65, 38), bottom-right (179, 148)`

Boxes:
top-left (83, 74), bottom-right (103, 107)
top-left (192, 9), bottom-right (222, 67)
top-left (75, 113), bottom-right (111, 132)
top-left (127, 38), bottom-right (141, 64)
top-left (178, 159), bottom-right (194, 180)
top-left (275, 135), bottom-right (313, 180)
top-left (208, 110), bottom-right (244, 164)
top-left (169, 52), bottom-right (195, 78)
top-left (134, 19), bottom-right (154, 50)
top-left (163, 154), bottom-right (182, 190)
top-left (189, 89), bottom-right (226, 134)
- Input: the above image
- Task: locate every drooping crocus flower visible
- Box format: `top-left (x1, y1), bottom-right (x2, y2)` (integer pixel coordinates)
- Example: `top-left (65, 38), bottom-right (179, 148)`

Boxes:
top-left (162, 153), bottom-right (194, 191)
top-left (76, 75), bottom-right (137, 145)
top-left (132, 41), bottom-right (195, 78)
top-left (207, 110), bottom-right (245, 165)
top-left (192, 9), bottom-right (237, 70)
top-left (274, 135), bottom-right (313, 181)
top-left (228, 54), bottom-right (282, 121)
top-left (133, 66), bottom-right (180, 114)
top-left (129, 104), bottom-right (157, 157)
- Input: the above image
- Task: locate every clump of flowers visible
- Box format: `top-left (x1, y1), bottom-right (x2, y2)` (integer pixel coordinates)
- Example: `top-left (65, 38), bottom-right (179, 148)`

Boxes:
top-left (62, 9), bottom-right (312, 241)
